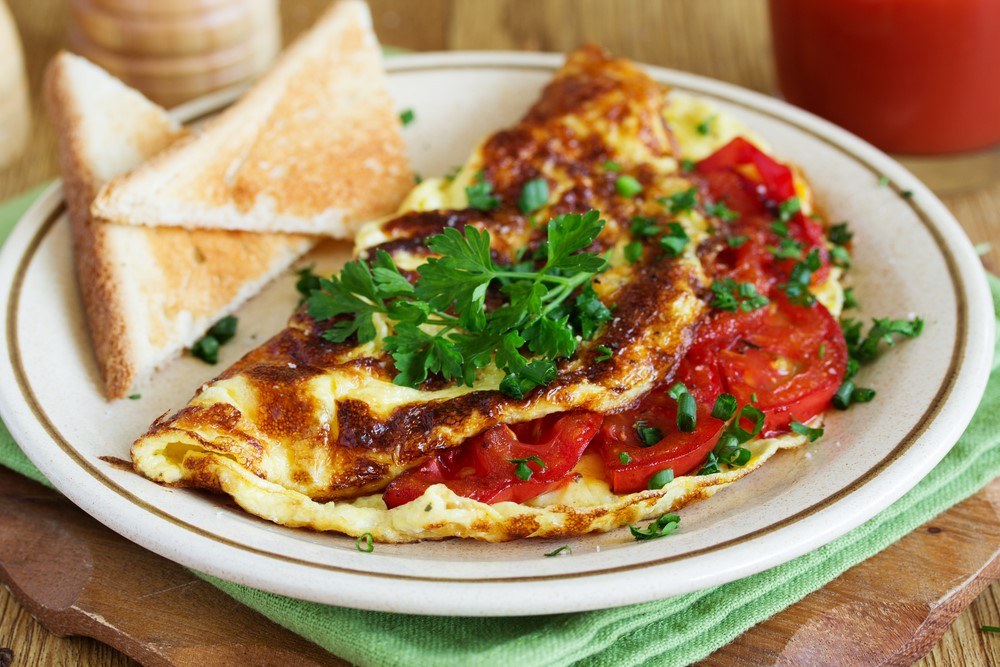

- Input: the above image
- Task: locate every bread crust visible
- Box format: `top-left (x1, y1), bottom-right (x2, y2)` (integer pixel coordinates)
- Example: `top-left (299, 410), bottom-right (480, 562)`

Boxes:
top-left (90, 0), bottom-right (413, 237)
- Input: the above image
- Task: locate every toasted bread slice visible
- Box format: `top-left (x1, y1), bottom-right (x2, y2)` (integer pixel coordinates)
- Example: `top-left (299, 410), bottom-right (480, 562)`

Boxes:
top-left (45, 51), bottom-right (315, 399)
top-left (90, 0), bottom-right (413, 237)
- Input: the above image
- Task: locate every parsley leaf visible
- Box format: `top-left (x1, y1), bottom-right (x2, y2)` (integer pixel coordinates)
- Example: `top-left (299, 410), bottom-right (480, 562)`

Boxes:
top-left (629, 513), bottom-right (680, 540)
top-left (518, 178), bottom-right (549, 214)
top-left (659, 222), bottom-right (690, 257)
top-left (710, 278), bottom-right (769, 312)
top-left (705, 201), bottom-right (739, 221)
top-left (660, 187), bottom-right (698, 215)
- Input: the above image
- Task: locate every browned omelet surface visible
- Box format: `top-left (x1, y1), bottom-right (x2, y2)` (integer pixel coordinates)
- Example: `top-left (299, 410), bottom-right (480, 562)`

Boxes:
top-left (133, 46), bottom-right (712, 503)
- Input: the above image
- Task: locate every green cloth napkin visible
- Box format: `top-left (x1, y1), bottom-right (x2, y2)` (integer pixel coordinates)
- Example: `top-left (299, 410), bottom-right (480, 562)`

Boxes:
top-left (1, 186), bottom-right (998, 667)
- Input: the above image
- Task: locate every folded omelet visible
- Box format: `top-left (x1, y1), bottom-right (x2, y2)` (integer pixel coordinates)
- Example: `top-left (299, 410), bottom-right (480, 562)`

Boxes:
top-left (132, 46), bottom-right (840, 542)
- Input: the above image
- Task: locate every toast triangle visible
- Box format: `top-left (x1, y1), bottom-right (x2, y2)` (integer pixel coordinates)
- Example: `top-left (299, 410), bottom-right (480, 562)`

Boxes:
top-left (45, 51), bottom-right (315, 399)
top-left (90, 0), bottom-right (413, 237)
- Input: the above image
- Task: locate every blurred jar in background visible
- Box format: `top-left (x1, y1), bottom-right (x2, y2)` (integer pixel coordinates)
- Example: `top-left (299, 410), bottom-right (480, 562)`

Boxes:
top-left (769, 0), bottom-right (1000, 192)
top-left (68, 0), bottom-right (280, 108)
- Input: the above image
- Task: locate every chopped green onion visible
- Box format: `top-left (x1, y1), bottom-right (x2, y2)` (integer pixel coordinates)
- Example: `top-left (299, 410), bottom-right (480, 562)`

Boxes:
top-left (676, 392), bottom-right (697, 432)
top-left (833, 379), bottom-right (855, 410)
top-left (852, 386), bottom-right (877, 403)
top-left (629, 513), bottom-right (680, 540)
top-left (128, 393), bottom-right (141, 400)
top-left (778, 197), bottom-right (801, 223)
top-left (828, 222), bottom-right (853, 246)
top-left (595, 345), bottom-right (613, 361)
top-left (616, 175), bottom-right (643, 198)
top-left (696, 115), bottom-right (715, 136)
top-left (399, 108), bottom-right (415, 126)
top-left (790, 420), bottom-right (824, 442)
top-left (697, 451), bottom-right (720, 475)
top-left (190, 335), bottom-right (221, 364)
top-left (982, 625), bottom-right (1000, 634)
top-left (634, 420), bottom-right (663, 447)
top-left (356, 532), bottom-right (374, 552)
top-left (619, 451), bottom-right (632, 465)
top-left (508, 455), bottom-right (545, 481)
top-left (518, 178), bottom-right (549, 214)
top-left (648, 468), bottom-right (675, 490)
top-left (843, 287), bottom-right (857, 309)
top-left (901, 190), bottom-right (914, 199)
top-left (711, 393), bottom-right (738, 420)
top-left (208, 315), bottom-right (238, 344)
top-left (544, 545), bottom-right (572, 557)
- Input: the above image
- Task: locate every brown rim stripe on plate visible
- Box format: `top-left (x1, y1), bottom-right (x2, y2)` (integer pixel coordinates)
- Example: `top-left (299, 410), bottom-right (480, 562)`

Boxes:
top-left (4, 61), bottom-right (967, 584)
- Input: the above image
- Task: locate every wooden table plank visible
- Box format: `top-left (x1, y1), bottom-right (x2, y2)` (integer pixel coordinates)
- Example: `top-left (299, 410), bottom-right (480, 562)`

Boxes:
top-left (2, 0), bottom-right (999, 664)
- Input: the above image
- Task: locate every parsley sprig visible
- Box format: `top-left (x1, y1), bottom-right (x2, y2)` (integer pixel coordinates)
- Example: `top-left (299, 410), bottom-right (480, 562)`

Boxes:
top-left (306, 211), bottom-right (611, 398)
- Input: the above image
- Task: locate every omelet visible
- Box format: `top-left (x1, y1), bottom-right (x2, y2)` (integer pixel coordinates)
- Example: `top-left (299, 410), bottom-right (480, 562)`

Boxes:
top-left (132, 45), bottom-right (842, 542)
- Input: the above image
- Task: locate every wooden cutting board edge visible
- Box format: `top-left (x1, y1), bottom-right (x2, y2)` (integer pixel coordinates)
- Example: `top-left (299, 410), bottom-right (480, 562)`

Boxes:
top-left (2, 467), bottom-right (999, 666)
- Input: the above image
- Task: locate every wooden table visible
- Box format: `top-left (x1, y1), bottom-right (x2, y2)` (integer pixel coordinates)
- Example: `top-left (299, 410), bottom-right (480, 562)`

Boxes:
top-left (2, 0), bottom-right (999, 664)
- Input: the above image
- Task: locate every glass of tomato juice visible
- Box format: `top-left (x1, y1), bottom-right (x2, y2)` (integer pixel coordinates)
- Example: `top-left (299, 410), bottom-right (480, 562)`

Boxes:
top-left (769, 0), bottom-right (1000, 192)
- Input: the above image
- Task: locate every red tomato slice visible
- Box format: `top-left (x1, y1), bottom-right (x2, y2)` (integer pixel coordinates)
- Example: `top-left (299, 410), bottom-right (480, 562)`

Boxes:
top-left (383, 412), bottom-right (603, 508)
top-left (712, 295), bottom-right (847, 435)
top-left (696, 137), bottom-right (796, 202)
top-left (596, 363), bottom-right (726, 494)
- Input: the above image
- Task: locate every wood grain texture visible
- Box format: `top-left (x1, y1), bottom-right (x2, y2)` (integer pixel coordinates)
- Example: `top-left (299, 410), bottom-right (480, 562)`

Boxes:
top-left (2, 0), bottom-right (1000, 664)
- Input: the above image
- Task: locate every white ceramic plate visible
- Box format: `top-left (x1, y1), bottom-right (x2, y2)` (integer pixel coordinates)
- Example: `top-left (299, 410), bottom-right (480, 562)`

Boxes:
top-left (0, 53), bottom-right (993, 616)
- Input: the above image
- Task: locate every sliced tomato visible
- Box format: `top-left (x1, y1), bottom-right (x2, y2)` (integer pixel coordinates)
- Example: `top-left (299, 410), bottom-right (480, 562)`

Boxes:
top-left (596, 359), bottom-right (726, 494)
top-left (711, 295), bottom-right (847, 435)
top-left (382, 412), bottom-right (603, 508)
top-left (696, 137), bottom-right (796, 202)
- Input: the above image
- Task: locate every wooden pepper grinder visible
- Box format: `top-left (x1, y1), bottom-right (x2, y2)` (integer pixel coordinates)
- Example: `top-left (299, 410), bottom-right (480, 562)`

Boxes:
top-left (0, 0), bottom-right (31, 169)
top-left (67, 0), bottom-right (280, 108)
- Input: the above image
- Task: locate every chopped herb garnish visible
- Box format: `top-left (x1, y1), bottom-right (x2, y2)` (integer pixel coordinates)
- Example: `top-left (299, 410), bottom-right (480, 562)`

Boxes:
top-left (508, 455), bottom-right (546, 481)
top-left (696, 115), bottom-right (716, 136)
top-left (778, 197), bottom-right (801, 223)
top-left (790, 420), bottom-right (824, 442)
top-left (819, 342), bottom-right (826, 359)
top-left (982, 625), bottom-right (1000, 634)
top-left (629, 513), bottom-right (680, 540)
top-left (828, 222), bottom-right (853, 246)
top-left (619, 451), bottom-right (632, 465)
top-left (901, 189), bottom-right (914, 199)
top-left (750, 392), bottom-right (758, 403)
top-left (634, 420), bottom-right (663, 447)
top-left (128, 393), bottom-right (141, 400)
top-left (648, 468), bottom-right (675, 490)
top-left (832, 379), bottom-right (855, 410)
top-left (307, 211), bottom-right (609, 396)
top-left (630, 216), bottom-right (661, 238)
top-left (414, 173), bottom-right (423, 184)
top-left (659, 222), bottom-right (690, 257)
top-left (781, 248), bottom-right (821, 307)
top-left (843, 287), bottom-right (857, 309)
top-left (727, 235), bottom-right (749, 248)
top-left (544, 545), bottom-right (572, 557)
top-left (399, 108), bottom-right (415, 126)
top-left (711, 393), bottom-right (738, 421)
top-left (771, 220), bottom-right (789, 237)
top-left (616, 174), bottom-right (643, 198)
top-left (466, 171), bottom-right (501, 210)
top-left (710, 278), bottom-right (770, 312)
top-left (623, 241), bottom-right (644, 264)
top-left (712, 403), bottom-right (765, 466)
top-left (704, 201), bottom-right (739, 222)
top-left (356, 532), bottom-right (374, 553)
top-left (190, 316), bottom-right (237, 365)
top-left (975, 242), bottom-right (992, 256)
top-left (830, 244), bottom-right (852, 268)
top-left (444, 165), bottom-right (462, 181)
top-left (878, 175), bottom-right (890, 187)
top-left (680, 158), bottom-right (697, 172)
top-left (518, 178), bottom-right (549, 214)
top-left (853, 386), bottom-right (877, 403)
top-left (595, 344), bottom-right (613, 361)
top-left (697, 451), bottom-right (720, 475)
top-left (295, 265), bottom-right (322, 304)
top-left (844, 316), bottom-right (924, 363)
top-left (661, 187), bottom-right (698, 214)
top-left (603, 160), bottom-right (622, 172)
top-left (769, 237), bottom-right (804, 260)
top-left (669, 382), bottom-right (697, 432)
